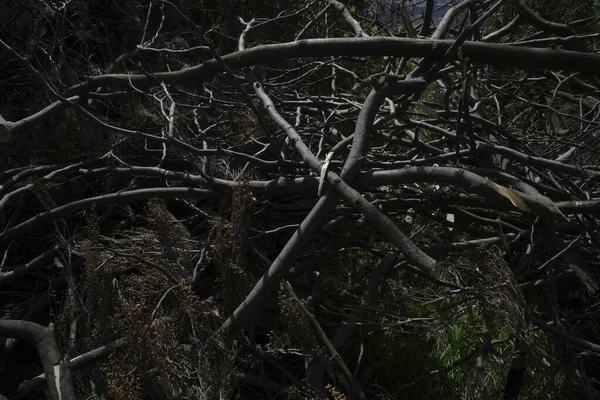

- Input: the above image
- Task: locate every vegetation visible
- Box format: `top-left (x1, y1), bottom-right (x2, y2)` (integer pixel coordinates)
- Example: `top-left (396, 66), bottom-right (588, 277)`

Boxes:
top-left (1, 0), bottom-right (600, 399)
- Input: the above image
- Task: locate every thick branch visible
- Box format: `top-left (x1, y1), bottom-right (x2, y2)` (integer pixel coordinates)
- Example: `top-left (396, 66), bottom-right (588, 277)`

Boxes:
top-left (0, 320), bottom-right (76, 400)
top-left (65, 38), bottom-right (600, 96)
top-left (17, 338), bottom-right (127, 395)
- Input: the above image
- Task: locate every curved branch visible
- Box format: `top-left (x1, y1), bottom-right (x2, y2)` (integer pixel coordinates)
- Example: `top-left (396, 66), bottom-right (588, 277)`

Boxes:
top-left (65, 38), bottom-right (600, 97)
top-left (2, 166), bottom-right (594, 252)
top-left (531, 316), bottom-right (600, 354)
top-left (18, 338), bottom-right (127, 395)
top-left (0, 96), bottom-right (80, 135)
top-left (0, 187), bottom-right (221, 245)
top-left (0, 320), bottom-right (76, 400)
top-left (511, 0), bottom-right (579, 38)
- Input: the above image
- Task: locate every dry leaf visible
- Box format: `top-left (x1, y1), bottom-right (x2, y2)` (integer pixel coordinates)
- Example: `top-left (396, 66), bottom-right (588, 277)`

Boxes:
top-left (491, 182), bottom-right (530, 212)
top-left (318, 151), bottom-right (334, 197)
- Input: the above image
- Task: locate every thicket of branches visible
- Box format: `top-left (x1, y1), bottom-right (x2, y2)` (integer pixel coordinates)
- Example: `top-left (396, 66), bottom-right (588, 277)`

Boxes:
top-left (1, 0), bottom-right (600, 399)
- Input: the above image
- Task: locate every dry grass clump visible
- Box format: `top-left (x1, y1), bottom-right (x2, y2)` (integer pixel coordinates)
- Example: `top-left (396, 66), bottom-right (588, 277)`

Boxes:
top-left (277, 292), bottom-right (316, 350)
top-left (101, 352), bottom-right (143, 400)
top-left (66, 205), bottom-right (235, 399)
top-left (304, 384), bottom-right (348, 400)
top-left (231, 108), bottom-right (262, 140)
top-left (441, 244), bottom-right (526, 334)
top-left (145, 199), bottom-right (193, 267)
top-left (326, 384), bottom-right (348, 400)
top-left (212, 181), bottom-right (255, 315)
top-left (475, 245), bottom-right (527, 333)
